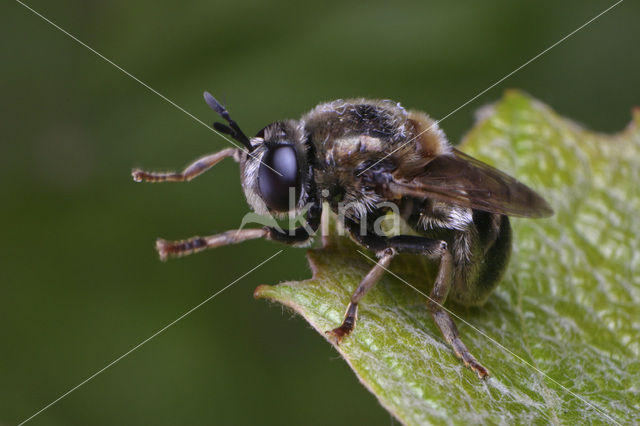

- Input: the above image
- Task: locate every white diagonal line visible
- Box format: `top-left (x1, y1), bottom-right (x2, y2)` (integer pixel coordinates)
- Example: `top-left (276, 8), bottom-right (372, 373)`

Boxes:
top-left (357, 250), bottom-right (621, 426)
top-left (14, 0), bottom-right (283, 177)
top-left (18, 250), bottom-right (283, 426)
top-left (357, 0), bottom-right (625, 177)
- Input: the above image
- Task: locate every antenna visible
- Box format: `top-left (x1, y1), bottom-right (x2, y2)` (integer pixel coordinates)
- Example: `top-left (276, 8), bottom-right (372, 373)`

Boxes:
top-left (203, 91), bottom-right (253, 152)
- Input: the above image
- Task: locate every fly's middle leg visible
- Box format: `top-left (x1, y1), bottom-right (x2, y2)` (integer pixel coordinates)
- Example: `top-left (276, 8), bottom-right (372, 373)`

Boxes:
top-left (326, 248), bottom-right (396, 342)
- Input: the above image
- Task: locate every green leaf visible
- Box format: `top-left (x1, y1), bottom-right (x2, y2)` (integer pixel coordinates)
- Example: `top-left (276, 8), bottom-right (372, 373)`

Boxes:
top-left (254, 91), bottom-right (640, 425)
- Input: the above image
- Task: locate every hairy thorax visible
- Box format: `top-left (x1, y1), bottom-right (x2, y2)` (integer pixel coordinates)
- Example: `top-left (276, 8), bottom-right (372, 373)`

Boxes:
top-left (302, 99), bottom-right (447, 219)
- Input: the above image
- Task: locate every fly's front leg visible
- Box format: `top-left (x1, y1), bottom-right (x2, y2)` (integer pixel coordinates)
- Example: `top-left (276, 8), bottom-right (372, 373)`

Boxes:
top-left (156, 228), bottom-right (268, 261)
top-left (327, 248), bottom-right (396, 342)
top-left (132, 148), bottom-right (239, 183)
top-left (156, 223), bottom-right (318, 261)
top-left (157, 200), bottom-right (322, 260)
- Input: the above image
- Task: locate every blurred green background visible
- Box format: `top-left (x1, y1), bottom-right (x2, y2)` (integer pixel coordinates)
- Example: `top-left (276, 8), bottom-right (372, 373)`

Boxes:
top-left (1, 1), bottom-right (638, 425)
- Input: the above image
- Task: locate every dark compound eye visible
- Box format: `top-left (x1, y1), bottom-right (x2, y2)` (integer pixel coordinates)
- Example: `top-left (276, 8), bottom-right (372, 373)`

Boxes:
top-left (258, 145), bottom-right (300, 211)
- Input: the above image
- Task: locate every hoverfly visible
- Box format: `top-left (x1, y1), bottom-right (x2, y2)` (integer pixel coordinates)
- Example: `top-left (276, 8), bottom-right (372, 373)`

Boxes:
top-left (132, 93), bottom-right (552, 378)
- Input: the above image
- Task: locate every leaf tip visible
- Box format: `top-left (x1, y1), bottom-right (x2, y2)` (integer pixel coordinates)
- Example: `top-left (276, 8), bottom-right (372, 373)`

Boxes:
top-left (253, 284), bottom-right (273, 300)
top-left (503, 88), bottom-right (527, 98)
top-left (632, 106), bottom-right (640, 127)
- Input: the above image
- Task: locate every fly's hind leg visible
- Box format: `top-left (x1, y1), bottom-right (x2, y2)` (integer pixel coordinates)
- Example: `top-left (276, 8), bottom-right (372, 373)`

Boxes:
top-left (428, 241), bottom-right (489, 379)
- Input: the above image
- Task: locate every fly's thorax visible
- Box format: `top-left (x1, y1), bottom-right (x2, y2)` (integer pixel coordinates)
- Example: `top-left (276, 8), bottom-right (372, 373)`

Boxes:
top-left (302, 98), bottom-right (411, 148)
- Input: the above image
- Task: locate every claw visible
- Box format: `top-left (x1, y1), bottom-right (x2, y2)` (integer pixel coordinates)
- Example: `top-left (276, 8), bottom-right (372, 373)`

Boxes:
top-left (156, 238), bottom-right (169, 261)
top-left (469, 360), bottom-right (490, 379)
top-left (131, 169), bottom-right (144, 182)
top-left (325, 323), bottom-right (353, 344)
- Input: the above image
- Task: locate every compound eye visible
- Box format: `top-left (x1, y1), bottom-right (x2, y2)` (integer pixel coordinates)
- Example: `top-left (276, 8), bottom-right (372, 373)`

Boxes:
top-left (258, 145), bottom-right (300, 212)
